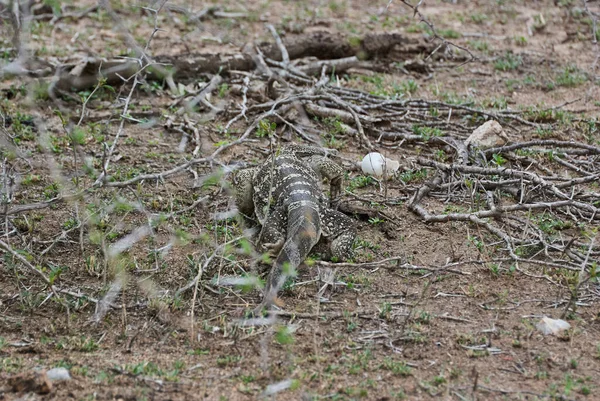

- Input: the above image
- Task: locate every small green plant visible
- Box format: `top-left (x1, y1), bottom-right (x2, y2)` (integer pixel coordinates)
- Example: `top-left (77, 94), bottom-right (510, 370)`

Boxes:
top-left (415, 310), bottom-right (432, 324)
top-left (68, 126), bottom-right (87, 146)
top-left (255, 119), bottom-right (276, 138)
top-left (505, 79), bottom-right (520, 91)
top-left (217, 355), bottom-right (242, 367)
top-left (488, 263), bottom-right (500, 276)
top-left (340, 271), bottom-right (373, 288)
top-left (94, 370), bottom-right (111, 384)
top-left (412, 125), bottom-right (442, 141)
top-left (468, 39), bottom-right (490, 53)
top-left (47, 264), bottom-right (65, 285)
top-left (392, 79), bottom-right (419, 97)
top-left (275, 325), bottom-right (295, 345)
top-left (21, 174), bottom-right (41, 186)
top-left (381, 358), bottom-right (412, 376)
top-left (399, 168), bottom-right (428, 184)
top-left (379, 302), bottom-right (392, 319)
top-left (555, 65), bottom-right (587, 87)
top-left (368, 217), bottom-right (384, 225)
top-left (323, 132), bottom-right (345, 150)
top-left (142, 80), bottom-right (164, 94)
top-left (466, 349), bottom-right (489, 358)
top-left (76, 79), bottom-right (115, 104)
top-left (32, 80), bottom-right (51, 100)
top-left (557, 0), bottom-right (575, 6)
top-left (322, 116), bottom-right (346, 136)
top-left (43, 182), bottom-right (60, 199)
top-left (431, 375), bottom-right (446, 386)
top-left (491, 153), bottom-right (507, 166)
top-left (188, 347), bottom-right (210, 356)
top-left (78, 336), bottom-right (99, 352)
top-left (523, 106), bottom-right (557, 123)
top-left (470, 12), bottom-right (488, 24)
top-left (328, 0), bottom-right (347, 16)
top-left (534, 127), bottom-right (554, 138)
top-left (240, 375), bottom-right (256, 384)
top-left (406, 24), bottom-right (425, 33)
top-left (514, 36), bottom-right (528, 46)
top-left (437, 29), bottom-right (461, 39)
top-left (433, 149), bottom-right (447, 162)
top-left (62, 217), bottom-right (79, 230)
top-left (494, 52), bottom-right (522, 71)
top-left (533, 213), bottom-right (570, 234)
top-left (218, 83), bottom-right (229, 98)
top-left (347, 175), bottom-right (374, 191)
top-left (484, 96), bottom-right (508, 109)
top-left (114, 201), bottom-right (135, 214)
top-left (347, 320), bottom-right (357, 332)
top-left (126, 361), bottom-right (163, 377)
top-left (9, 112), bottom-right (35, 144)
top-left (468, 235), bottom-right (485, 252)
top-left (359, 74), bottom-right (392, 96)
top-left (0, 356), bottom-right (24, 373)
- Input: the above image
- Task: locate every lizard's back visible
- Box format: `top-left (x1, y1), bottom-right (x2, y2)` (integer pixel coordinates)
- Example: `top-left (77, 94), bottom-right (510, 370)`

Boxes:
top-left (252, 152), bottom-right (326, 310)
top-left (253, 153), bottom-right (324, 224)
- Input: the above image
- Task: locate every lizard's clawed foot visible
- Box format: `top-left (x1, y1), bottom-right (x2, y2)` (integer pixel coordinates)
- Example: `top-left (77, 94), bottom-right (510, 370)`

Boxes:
top-left (250, 291), bottom-right (283, 318)
top-left (258, 240), bottom-right (284, 262)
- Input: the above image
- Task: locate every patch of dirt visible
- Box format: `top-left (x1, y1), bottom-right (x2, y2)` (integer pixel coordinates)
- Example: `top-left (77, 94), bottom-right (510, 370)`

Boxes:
top-left (1, 1), bottom-right (600, 400)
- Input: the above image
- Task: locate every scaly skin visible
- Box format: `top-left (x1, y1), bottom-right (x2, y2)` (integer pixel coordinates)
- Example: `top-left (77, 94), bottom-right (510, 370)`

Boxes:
top-left (231, 145), bottom-right (356, 314)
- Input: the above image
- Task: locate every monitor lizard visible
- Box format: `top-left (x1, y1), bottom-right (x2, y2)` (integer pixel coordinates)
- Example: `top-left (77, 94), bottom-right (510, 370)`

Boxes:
top-left (232, 145), bottom-right (356, 314)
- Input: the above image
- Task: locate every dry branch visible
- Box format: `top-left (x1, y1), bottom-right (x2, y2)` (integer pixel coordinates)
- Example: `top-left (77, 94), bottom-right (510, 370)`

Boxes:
top-left (257, 31), bottom-right (430, 61)
top-left (29, 31), bottom-right (436, 92)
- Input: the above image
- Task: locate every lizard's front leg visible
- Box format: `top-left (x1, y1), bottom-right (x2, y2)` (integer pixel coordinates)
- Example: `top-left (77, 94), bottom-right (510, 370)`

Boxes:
top-left (231, 167), bottom-right (259, 222)
top-left (320, 208), bottom-right (356, 261)
top-left (305, 156), bottom-right (345, 205)
top-left (256, 209), bottom-right (286, 257)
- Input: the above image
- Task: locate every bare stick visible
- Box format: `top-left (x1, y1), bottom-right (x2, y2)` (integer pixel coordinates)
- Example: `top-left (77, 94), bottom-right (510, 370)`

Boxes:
top-left (266, 24), bottom-right (290, 66)
top-left (0, 238), bottom-right (51, 285)
top-left (398, 0), bottom-right (478, 62)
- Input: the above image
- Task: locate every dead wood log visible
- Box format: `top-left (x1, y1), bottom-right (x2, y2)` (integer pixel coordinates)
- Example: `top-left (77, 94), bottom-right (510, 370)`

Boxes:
top-left (53, 53), bottom-right (255, 91)
top-left (297, 56), bottom-right (359, 75)
top-left (304, 103), bottom-right (382, 124)
top-left (37, 31), bottom-right (434, 92)
top-left (257, 31), bottom-right (432, 61)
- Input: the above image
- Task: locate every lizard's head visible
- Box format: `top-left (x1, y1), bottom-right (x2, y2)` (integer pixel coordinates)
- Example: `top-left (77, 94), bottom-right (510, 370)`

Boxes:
top-left (230, 167), bottom-right (258, 207)
top-left (231, 168), bottom-right (255, 189)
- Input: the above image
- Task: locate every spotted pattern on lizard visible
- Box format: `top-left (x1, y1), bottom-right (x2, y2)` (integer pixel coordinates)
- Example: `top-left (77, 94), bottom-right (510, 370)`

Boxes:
top-left (232, 144), bottom-right (356, 313)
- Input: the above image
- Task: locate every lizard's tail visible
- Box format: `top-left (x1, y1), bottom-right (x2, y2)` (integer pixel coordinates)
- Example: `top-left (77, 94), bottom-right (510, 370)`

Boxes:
top-left (263, 206), bottom-right (321, 307)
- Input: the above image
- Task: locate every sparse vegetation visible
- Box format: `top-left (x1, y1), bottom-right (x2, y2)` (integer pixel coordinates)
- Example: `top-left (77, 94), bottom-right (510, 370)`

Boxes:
top-left (494, 52), bottom-right (523, 71)
top-left (0, 1), bottom-right (598, 400)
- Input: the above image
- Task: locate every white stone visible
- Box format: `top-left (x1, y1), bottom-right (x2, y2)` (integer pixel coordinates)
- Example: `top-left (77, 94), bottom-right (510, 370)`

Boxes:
top-left (465, 120), bottom-right (508, 149)
top-left (536, 316), bottom-right (571, 336)
top-left (46, 367), bottom-right (71, 382)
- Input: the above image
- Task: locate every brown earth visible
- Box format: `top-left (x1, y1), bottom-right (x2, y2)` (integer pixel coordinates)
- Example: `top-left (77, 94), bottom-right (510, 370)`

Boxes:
top-left (1, 0), bottom-right (600, 400)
